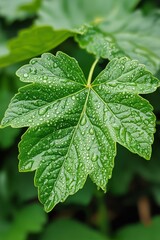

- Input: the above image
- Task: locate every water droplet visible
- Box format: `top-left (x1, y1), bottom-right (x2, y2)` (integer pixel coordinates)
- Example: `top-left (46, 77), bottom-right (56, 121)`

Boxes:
top-left (89, 128), bottom-right (94, 135)
top-left (43, 76), bottom-right (48, 80)
top-left (23, 73), bottom-right (28, 78)
top-left (80, 117), bottom-right (86, 126)
top-left (97, 158), bottom-right (103, 168)
top-left (110, 82), bottom-right (117, 87)
top-left (30, 59), bottom-right (36, 65)
top-left (91, 153), bottom-right (97, 162)
top-left (71, 96), bottom-right (76, 100)
top-left (24, 162), bottom-right (32, 170)
top-left (38, 107), bottom-right (48, 115)
top-left (67, 73), bottom-right (70, 78)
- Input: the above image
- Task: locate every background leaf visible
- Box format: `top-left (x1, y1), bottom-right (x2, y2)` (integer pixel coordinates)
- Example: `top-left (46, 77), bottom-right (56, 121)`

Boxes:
top-left (108, 131), bottom-right (160, 200)
top-left (65, 179), bottom-right (95, 206)
top-left (115, 216), bottom-right (160, 240)
top-left (0, 204), bottom-right (46, 240)
top-left (0, 26), bottom-right (72, 68)
top-left (1, 0), bottom-right (160, 239)
top-left (40, 219), bottom-right (108, 240)
top-left (76, 11), bottom-right (160, 73)
top-left (0, 0), bottom-right (38, 22)
top-left (36, 0), bottom-right (139, 31)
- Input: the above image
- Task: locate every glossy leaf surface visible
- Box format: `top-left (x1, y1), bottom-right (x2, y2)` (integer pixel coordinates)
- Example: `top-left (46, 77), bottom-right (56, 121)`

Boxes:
top-left (1, 52), bottom-right (159, 211)
top-left (0, 26), bottom-right (72, 68)
top-left (76, 11), bottom-right (160, 73)
top-left (36, 0), bottom-right (139, 31)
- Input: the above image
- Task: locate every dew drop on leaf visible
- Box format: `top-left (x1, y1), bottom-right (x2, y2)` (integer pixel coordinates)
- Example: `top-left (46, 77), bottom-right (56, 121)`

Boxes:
top-left (24, 162), bottom-right (32, 169)
top-left (43, 76), bottom-right (48, 80)
top-left (53, 62), bottom-right (57, 67)
top-left (38, 107), bottom-right (48, 115)
top-left (2, 52), bottom-right (159, 212)
top-left (97, 158), bottom-right (103, 168)
top-left (30, 59), bottom-right (36, 65)
top-left (71, 96), bottom-right (76, 100)
top-left (89, 128), bottom-right (94, 135)
top-left (91, 153), bottom-right (98, 162)
top-left (23, 73), bottom-right (28, 78)
top-left (80, 117), bottom-right (86, 126)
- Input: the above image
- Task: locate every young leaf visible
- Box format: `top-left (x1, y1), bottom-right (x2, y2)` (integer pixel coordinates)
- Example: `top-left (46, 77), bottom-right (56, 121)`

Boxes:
top-left (1, 52), bottom-right (159, 211)
top-left (36, 0), bottom-right (139, 31)
top-left (0, 26), bottom-right (72, 67)
top-left (76, 11), bottom-right (160, 73)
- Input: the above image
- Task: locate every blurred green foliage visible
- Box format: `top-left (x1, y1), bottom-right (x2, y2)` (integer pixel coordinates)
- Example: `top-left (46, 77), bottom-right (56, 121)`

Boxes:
top-left (1, 0), bottom-right (160, 239)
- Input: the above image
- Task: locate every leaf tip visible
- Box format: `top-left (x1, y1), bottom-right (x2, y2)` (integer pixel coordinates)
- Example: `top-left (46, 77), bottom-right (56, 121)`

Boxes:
top-left (0, 118), bottom-right (9, 128)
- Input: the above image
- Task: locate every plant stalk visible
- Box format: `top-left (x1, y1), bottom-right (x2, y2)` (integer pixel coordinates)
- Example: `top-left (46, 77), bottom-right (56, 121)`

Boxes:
top-left (87, 58), bottom-right (99, 87)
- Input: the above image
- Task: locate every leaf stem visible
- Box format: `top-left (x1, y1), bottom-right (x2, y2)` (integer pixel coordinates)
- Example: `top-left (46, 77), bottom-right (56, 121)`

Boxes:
top-left (87, 58), bottom-right (99, 87)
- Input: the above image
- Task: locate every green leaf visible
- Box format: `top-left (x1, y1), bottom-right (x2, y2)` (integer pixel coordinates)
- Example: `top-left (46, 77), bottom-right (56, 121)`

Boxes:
top-left (19, 0), bottom-right (41, 13)
top-left (121, 0), bottom-right (140, 11)
top-left (115, 216), bottom-right (160, 240)
top-left (0, 0), bottom-right (36, 22)
top-left (108, 146), bottom-right (135, 195)
top-left (0, 26), bottom-right (72, 67)
top-left (36, 0), bottom-right (139, 31)
top-left (109, 133), bottom-right (160, 196)
top-left (1, 52), bottom-right (159, 211)
top-left (0, 204), bottom-right (46, 240)
top-left (65, 179), bottom-right (95, 206)
top-left (40, 219), bottom-right (108, 240)
top-left (76, 11), bottom-right (160, 73)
